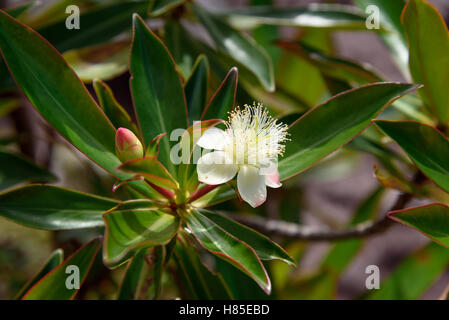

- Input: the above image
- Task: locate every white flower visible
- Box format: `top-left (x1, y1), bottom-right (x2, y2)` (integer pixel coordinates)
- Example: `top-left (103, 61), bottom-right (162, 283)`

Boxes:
top-left (196, 103), bottom-right (288, 207)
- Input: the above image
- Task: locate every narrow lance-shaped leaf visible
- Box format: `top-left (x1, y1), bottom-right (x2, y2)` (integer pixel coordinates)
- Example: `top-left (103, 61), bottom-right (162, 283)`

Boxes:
top-left (201, 67), bottom-right (238, 121)
top-left (22, 237), bottom-right (102, 300)
top-left (130, 14), bottom-right (188, 176)
top-left (116, 248), bottom-right (149, 300)
top-left (354, 0), bottom-right (409, 78)
top-left (193, 5), bottom-right (274, 91)
top-left (218, 4), bottom-right (370, 30)
top-left (38, 1), bottom-right (150, 52)
top-left (0, 185), bottom-right (119, 230)
top-left (173, 241), bottom-right (233, 299)
top-left (388, 203), bottom-right (449, 248)
top-left (183, 208), bottom-right (271, 294)
top-left (279, 82), bottom-right (419, 180)
top-left (0, 10), bottom-right (157, 199)
top-left (185, 55), bottom-right (209, 124)
top-left (0, 10), bottom-right (119, 176)
top-left (403, 0), bottom-right (449, 123)
top-left (199, 209), bottom-right (295, 266)
top-left (15, 249), bottom-right (63, 299)
top-left (0, 151), bottom-right (55, 190)
top-left (374, 120), bottom-right (449, 194)
top-left (93, 79), bottom-right (138, 135)
top-left (103, 200), bottom-right (180, 268)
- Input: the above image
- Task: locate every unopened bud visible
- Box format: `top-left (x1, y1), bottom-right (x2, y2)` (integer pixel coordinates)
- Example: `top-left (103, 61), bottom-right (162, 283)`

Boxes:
top-left (115, 128), bottom-right (143, 162)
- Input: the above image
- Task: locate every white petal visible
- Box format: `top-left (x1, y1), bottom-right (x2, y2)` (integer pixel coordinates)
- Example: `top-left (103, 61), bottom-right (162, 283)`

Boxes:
top-left (237, 165), bottom-right (267, 208)
top-left (196, 127), bottom-right (228, 150)
top-left (265, 172), bottom-right (282, 188)
top-left (197, 151), bottom-right (237, 185)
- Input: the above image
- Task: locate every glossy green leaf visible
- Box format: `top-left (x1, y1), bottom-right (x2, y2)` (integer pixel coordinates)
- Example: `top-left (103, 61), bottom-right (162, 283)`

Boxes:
top-left (201, 67), bottom-right (238, 121)
top-left (130, 15), bottom-right (188, 176)
top-left (38, 1), bottom-right (149, 52)
top-left (116, 248), bottom-right (154, 300)
top-left (22, 237), bottom-right (101, 300)
top-left (374, 120), bottom-right (449, 193)
top-left (6, 1), bottom-right (36, 19)
top-left (193, 5), bottom-right (274, 91)
top-left (93, 79), bottom-right (138, 135)
top-left (279, 83), bottom-right (418, 180)
top-left (0, 10), bottom-right (120, 177)
top-left (183, 208), bottom-right (270, 294)
top-left (403, 0), bottom-right (449, 123)
top-left (15, 249), bottom-right (63, 299)
top-left (219, 4), bottom-right (369, 30)
top-left (103, 200), bottom-right (179, 267)
top-left (354, 0), bottom-right (409, 77)
top-left (389, 203), bottom-right (449, 248)
top-left (199, 209), bottom-right (295, 266)
top-left (0, 151), bottom-right (55, 190)
top-left (362, 242), bottom-right (449, 300)
top-left (117, 156), bottom-right (178, 190)
top-left (174, 241), bottom-right (233, 300)
top-left (0, 185), bottom-right (118, 230)
top-left (185, 55), bottom-right (209, 124)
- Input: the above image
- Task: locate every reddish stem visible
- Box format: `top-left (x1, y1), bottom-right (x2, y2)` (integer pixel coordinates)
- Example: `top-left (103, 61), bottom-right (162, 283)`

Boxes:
top-left (188, 184), bottom-right (219, 203)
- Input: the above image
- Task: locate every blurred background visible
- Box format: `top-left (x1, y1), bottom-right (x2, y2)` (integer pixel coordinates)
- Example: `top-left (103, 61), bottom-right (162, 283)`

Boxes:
top-left (1, 0), bottom-right (449, 300)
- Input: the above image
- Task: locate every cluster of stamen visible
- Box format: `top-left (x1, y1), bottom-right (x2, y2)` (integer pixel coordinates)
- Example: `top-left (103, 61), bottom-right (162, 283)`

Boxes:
top-left (222, 103), bottom-right (289, 165)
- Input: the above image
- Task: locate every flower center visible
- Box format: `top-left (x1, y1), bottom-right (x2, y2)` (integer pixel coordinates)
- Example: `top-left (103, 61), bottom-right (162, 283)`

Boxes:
top-left (222, 103), bottom-right (289, 166)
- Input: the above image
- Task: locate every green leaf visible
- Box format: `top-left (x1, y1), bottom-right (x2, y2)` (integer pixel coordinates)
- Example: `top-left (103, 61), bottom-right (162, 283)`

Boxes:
top-left (38, 1), bottom-right (149, 52)
top-left (0, 185), bottom-right (118, 230)
top-left (173, 240), bottom-right (233, 299)
top-left (183, 208), bottom-right (270, 294)
top-left (0, 151), bottom-right (55, 190)
top-left (15, 249), bottom-right (63, 299)
top-left (150, 0), bottom-right (186, 16)
top-left (193, 5), bottom-right (274, 91)
top-left (22, 237), bottom-right (102, 300)
top-left (65, 41), bottom-right (129, 83)
top-left (93, 79), bottom-right (138, 135)
top-left (374, 120), bottom-right (449, 194)
top-left (185, 55), bottom-right (209, 124)
top-left (354, 0), bottom-right (409, 77)
top-left (403, 0), bottom-right (449, 123)
top-left (117, 156), bottom-right (178, 190)
top-left (279, 82), bottom-right (419, 180)
top-left (277, 41), bottom-right (382, 84)
top-left (6, 1), bottom-right (36, 19)
top-left (198, 209), bottom-right (295, 266)
top-left (191, 184), bottom-right (237, 208)
top-left (361, 242), bottom-right (449, 300)
top-left (201, 67), bottom-right (238, 121)
top-left (389, 203), bottom-right (449, 248)
top-left (219, 4), bottom-right (370, 30)
top-left (130, 14), bottom-right (188, 176)
top-left (0, 10), bottom-right (119, 177)
top-left (103, 200), bottom-right (179, 267)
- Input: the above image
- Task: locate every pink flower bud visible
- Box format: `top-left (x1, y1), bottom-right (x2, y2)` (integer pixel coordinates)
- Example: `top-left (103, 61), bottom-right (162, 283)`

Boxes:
top-left (115, 128), bottom-right (143, 162)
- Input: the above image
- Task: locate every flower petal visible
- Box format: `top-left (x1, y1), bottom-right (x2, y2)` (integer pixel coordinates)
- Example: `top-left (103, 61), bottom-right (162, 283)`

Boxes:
top-left (197, 151), bottom-right (237, 185)
top-left (237, 165), bottom-right (267, 208)
top-left (196, 127), bottom-right (228, 150)
top-left (265, 169), bottom-right (282, 188)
